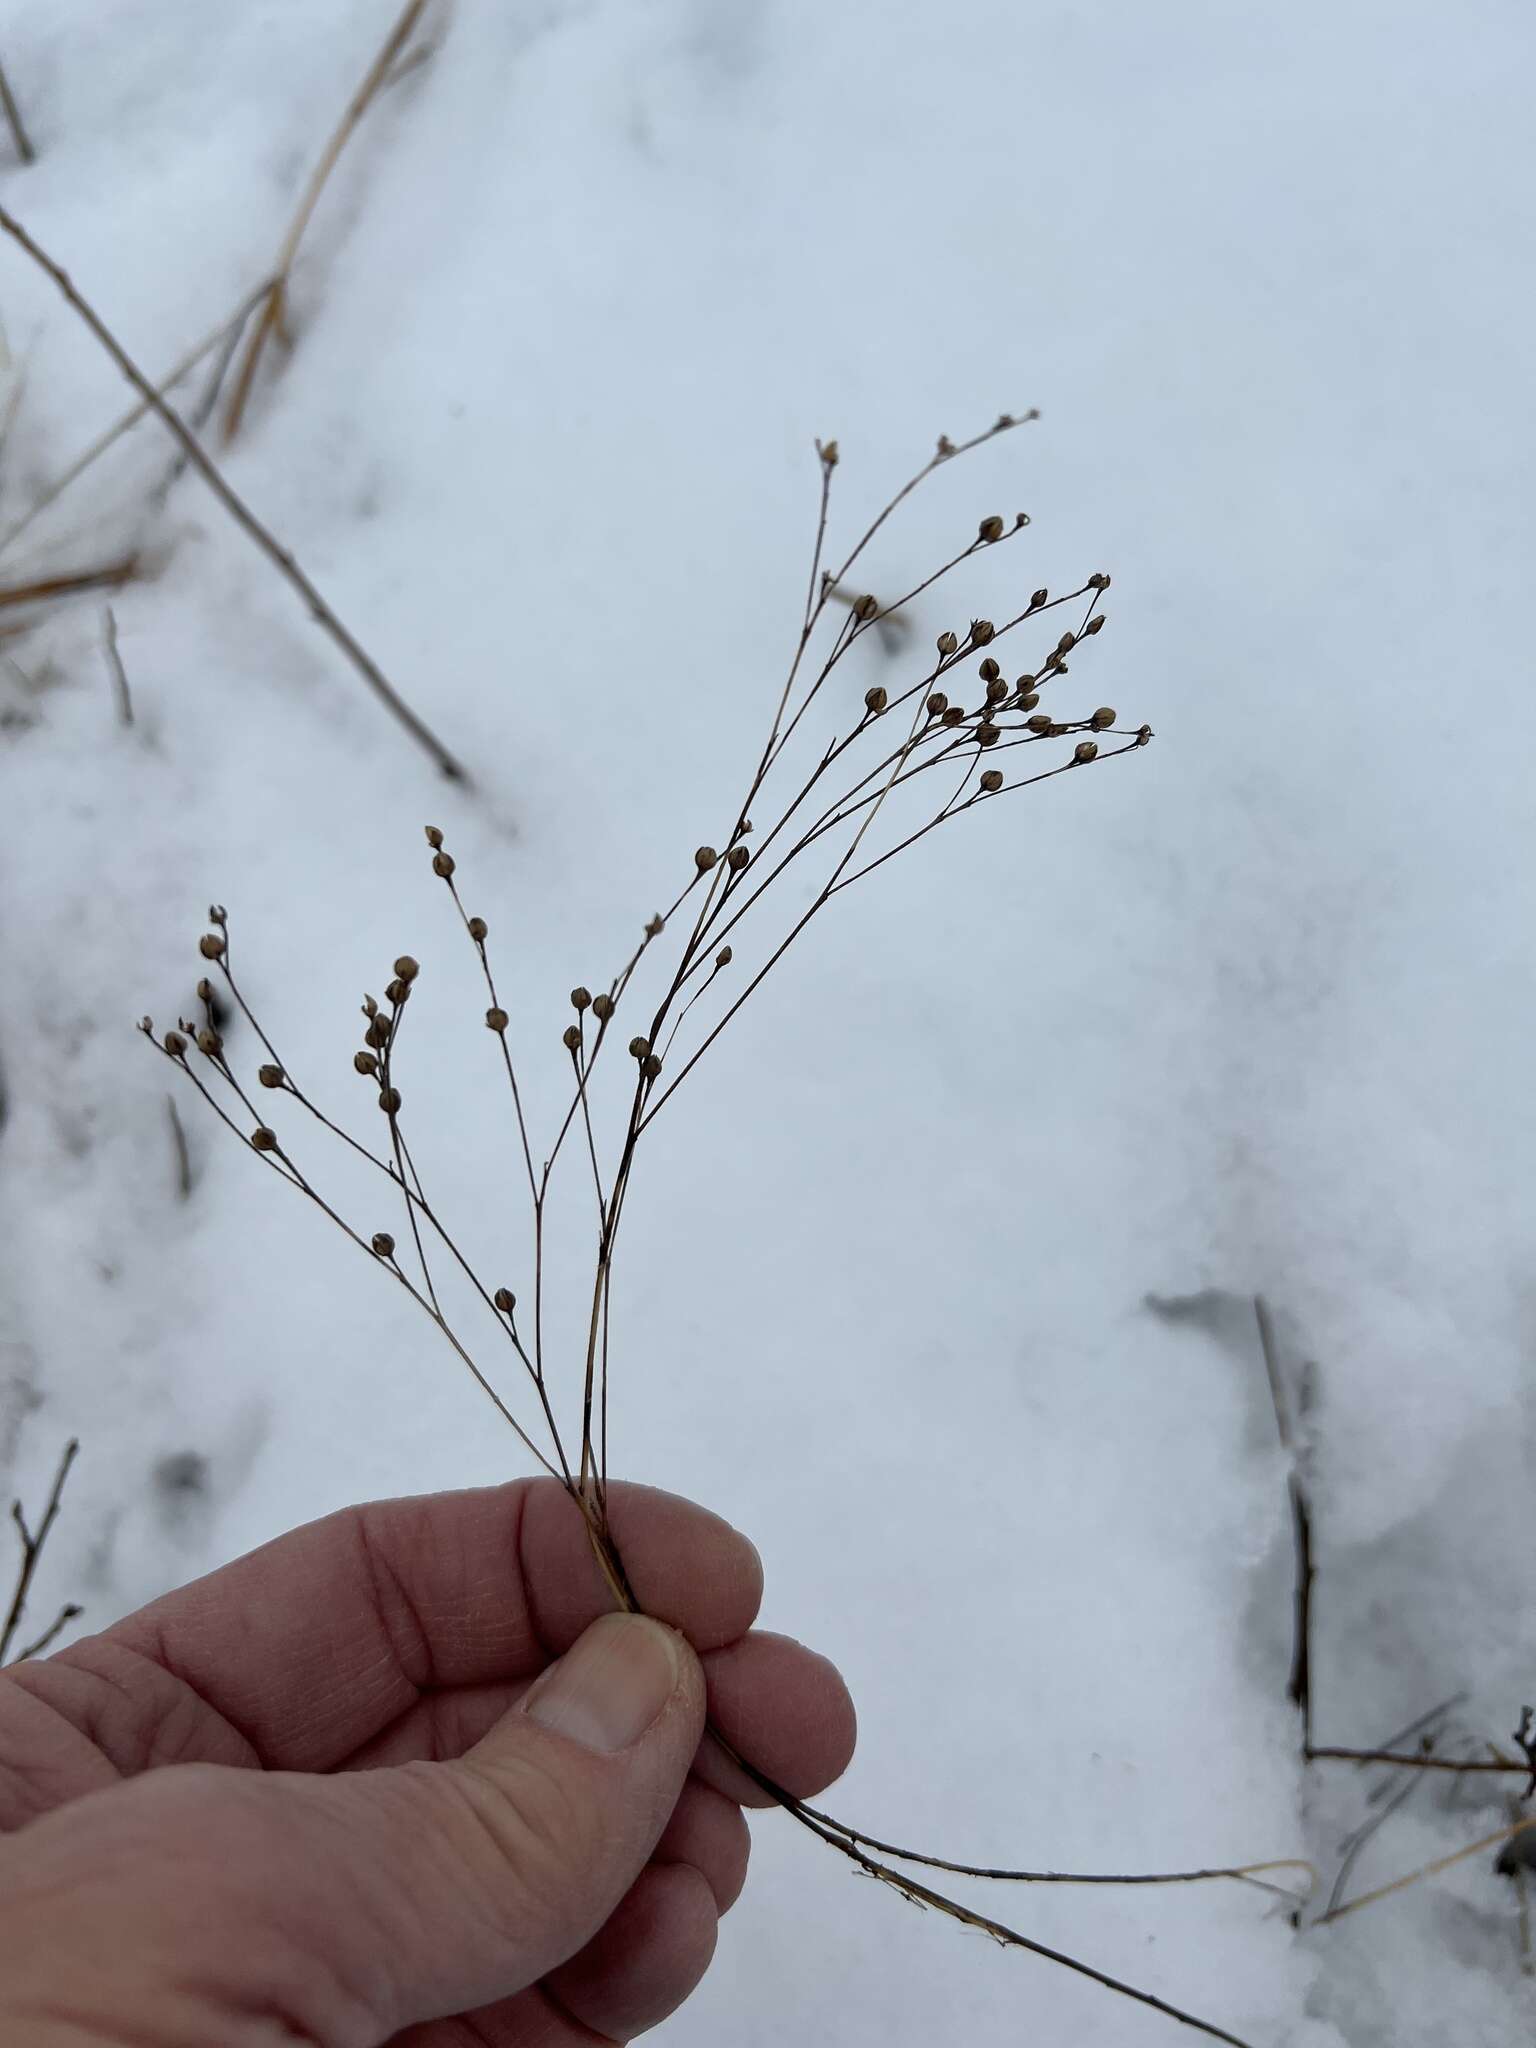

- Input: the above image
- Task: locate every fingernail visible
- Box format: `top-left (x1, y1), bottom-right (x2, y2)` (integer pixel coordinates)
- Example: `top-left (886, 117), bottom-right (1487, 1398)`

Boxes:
top-left (524, 1613), bottom-right (681, 1754)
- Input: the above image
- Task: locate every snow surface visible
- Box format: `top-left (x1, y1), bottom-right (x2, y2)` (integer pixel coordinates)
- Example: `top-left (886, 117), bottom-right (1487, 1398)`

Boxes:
top-left (2, 1), bottom-right (1534, 2042)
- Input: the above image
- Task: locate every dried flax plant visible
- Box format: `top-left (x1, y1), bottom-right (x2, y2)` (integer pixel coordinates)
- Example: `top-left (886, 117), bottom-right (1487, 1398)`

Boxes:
top-left (144, 420), bottom-right (1304, 2045)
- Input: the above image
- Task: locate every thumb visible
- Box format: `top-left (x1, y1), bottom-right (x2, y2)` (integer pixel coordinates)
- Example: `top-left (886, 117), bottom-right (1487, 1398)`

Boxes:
top-left (0, 1613), bottom-right (706, 2045)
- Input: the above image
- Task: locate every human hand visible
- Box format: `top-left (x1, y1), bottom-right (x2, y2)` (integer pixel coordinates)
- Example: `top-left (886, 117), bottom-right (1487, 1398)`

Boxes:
top-left (0, 1478), bottom-right (856, 2044)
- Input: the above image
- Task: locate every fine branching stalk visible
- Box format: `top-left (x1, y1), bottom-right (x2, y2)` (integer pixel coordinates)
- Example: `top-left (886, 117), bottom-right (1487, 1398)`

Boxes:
top-left (145, 421), bottom-right (1295, 2045)
top-left (1, 1441), bottom-right (82, 1667)
top-left (0, 204), bottom-right (468, 783)
top-left (0, 558), bottom-right (137, 610)
top-left (222, 0), bottom-right (430, 442)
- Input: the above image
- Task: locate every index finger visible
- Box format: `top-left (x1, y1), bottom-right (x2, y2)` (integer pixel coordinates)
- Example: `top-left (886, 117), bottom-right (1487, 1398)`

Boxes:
top-left (99, 1478), bottom-right (764, 1771)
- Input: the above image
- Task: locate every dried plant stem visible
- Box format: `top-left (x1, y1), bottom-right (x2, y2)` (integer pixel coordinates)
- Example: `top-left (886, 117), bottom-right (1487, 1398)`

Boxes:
top-left (222, 0), bottom-right (429, 443)
top-left (1254, 1295), bottom-right (1315, 1749)
top-left (0, 557), bottom-right (137, 610)
top-left (1, 1440), bottom-right (81, 1667)
top-left (102, 606), bottom-right (133, 725)
top-left (1307, 1746), bottom-right (1533, 1776)
top-left (0, 204), bottom-right (468, 783)
top-left (1316, 1814), bottom-right (1536, 1925)
top-left (0, 277), bottom-right (274, 561)
top-left (0, 58), bottom-right (33, 166)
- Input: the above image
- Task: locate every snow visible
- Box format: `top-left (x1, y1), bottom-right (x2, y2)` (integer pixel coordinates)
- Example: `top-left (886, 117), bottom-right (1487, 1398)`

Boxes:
top-left (2, 0), bottom-right (1534, 2041)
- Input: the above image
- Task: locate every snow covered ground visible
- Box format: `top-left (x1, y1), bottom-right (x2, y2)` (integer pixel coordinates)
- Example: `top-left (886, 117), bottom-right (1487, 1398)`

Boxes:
top-left (2, 1), bottom-right (1534, 2041)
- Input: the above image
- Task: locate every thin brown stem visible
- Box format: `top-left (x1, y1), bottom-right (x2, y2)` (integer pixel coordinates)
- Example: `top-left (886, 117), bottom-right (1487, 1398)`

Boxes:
top-left (1, 1440), bottom-right (80, 1666)
top-left (0, 204), bottom-right (468, 782)
top-left (0, 58), bottom-right (34, 166)
top-left (0, 558), bottom-right (137, 610)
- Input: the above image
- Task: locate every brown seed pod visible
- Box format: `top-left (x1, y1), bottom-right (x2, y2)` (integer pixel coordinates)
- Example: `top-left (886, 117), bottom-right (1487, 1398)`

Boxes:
top-left (1030, 587), bottom-right (1049, 609)
top-left (1090, 707), bottom-right (1116, 731)
top-left (196, 1028), bottom-right (223, 1057)
top-left (195, 978), bottom-right (214, 1003)
top-left (362, 994), bottom-right (379, 1019)
top-left (977, 721), bottom-right (1001, 747)
top-left (819, 438), bottom-right (839, 467)
top-left (394, 955), bottom-right (420, 983)
top-left (1048, 722), bottom-right (1070, 738)
top-left (1074, 739), bottom-right (1099, 764)
top-left (970, 619), bottom-right (996, 646)
top-left (629, 1035), bottom-right (651, 1060)
top-left (1026, 713), bottom-right (1053, 734)
top-left (432, 851), bottom-right (455, 879)
top-left (727, 844), bottom-right (750, 871)
top-left (571, 986), bottom-right (592, 1011)
top-left (942, 705), bottom-right (965, 727)
top-left (1085, 614), bottom-right (1106, 635)
top-left (163, 1029), bottom-right (187, 1057)
top-left (643, 1053), bottom-right (662, 1078)
top-left (926, 691), bottom-right (949, 716)
top-left (592, 993), bottom-right (615, 1020)
top-left (864, 685), bottom-right (888, 713)
top-left (385, 978), bottom-right (408, 1006)
top-left (258, 1063), bottom-right (284, 1089)
top-left (378, 1086), bottom-right (402, 1114)
top-left (424, 826), bottom-right (444, 848)
top-left (985, 678), bottom-right (1008, 705)
top-left (978, 514), bottom-right (1005, 543)
top-left (1014, 511), bottom-right (1030, 529)
top-left (715, 945), bottom-right (733, 968)
top-left (365, 1017), bottom-right (390, 1050)
top-left (854, 593), bottom-right (880, 621)
top-left (371, 1232), bottom-right (395, 1258)
top-left (354, 1050), bottom-right (378, 1075)
top-left (694, 846), bottom-right (718, 872)
top-left (936, 433), bottom-right (955, 456)
top-left (198, 932), bottom-right (225, 960)
top-left (467, 915), bottom-right (488, 941)
top-left (1056, 631), bottom-right (1076, 654)
top-left (485, 1007), bottom-right (508, 1033)
top-left (980, 768), bottom-right (1004, 793)
top-left (251, 1127), bottom-right (278, 1152)
top-left (1015, 673), bottom-right (1036, 691)
top-left (493, 1287), bottom-right (516, 1314)
top-left (644, 914), bottom-right (665, 938)
top-left (978, 657), bottom-right (1001, 682)
top-left (1136, 724), bottom-right (1153, 746)
top-left (562, 1023), bottom-right (582, 1052)
top-left (1090, 572), bottom-right (1111, 590)
top-left (936, 631), bottom-right (959, 656)
top-left (1019, 692), bottom-right (1041, 711)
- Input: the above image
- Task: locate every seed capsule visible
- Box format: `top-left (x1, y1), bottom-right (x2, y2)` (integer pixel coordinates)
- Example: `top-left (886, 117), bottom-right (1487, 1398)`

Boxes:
top-left (198, 932), bottom-right (225, 960)
top-left (592, 994), bottom-right (614, 1020)
top-left (494, 1287), bottom-right (516, 1314)
top-left (378, 1087), bottom-right (402, 1114)
top-left (643, 1053), bottom-right (662, 1078)
top-left (985, 678), bottom-right (1008, 705)
top-left (163, 1030), bottom-right (187, 1057)
top-left (864, 685), bottom-right (888, 713)
top-left (258, 1064), bottom-right (284, 1089)
top-left (936, 631), bottom-right (959, 655)
top-left (980, 769), bottom-right (1004, 792)
top-left (978, 657), bottom-right (1000, 682)
top-left (386, 978), bottom-right (408, 1005)
top-left (432, 851), bottom-right (455, 879)
top-left (1026, 713), bottom-right (1053, 734)
top-left (977, 721), bottom-right (1000, 747)
top-left (251, 1127), bottom-right (278, 1151)
top-left (942, 706), bottom-right (965, 727)
top-left (1074, 739), bottom-right (1099, 764)
top-left (1090, 707), bottom-right (1116, 731)
top-left (715, 945), bottom-right (733, 967)
top-left (978, 515), bottom-right (1005, 542)
top-left (372, 1232), bottom-right (395, 1258)
top-left (970, 619), bottom-right (996, 645)
top-left (629, 1035), bottom-right (651, 1060)
top-left (1019, 692), bottom-right (1040, 711)
top-left (354, 1050), bottom-right (378, 1075)
top-left (425, 826), bottom-right (444, 848)
top-left (926, 692), bottom-right (949, 716)
top-left (485, 1007), bottom-right (508, 1033)
top-left (571, 986), bottom-right (592, 1010)
top-left (854, 593), bottom-right (880, 621)
top-left (468, 916), bottom-right (488, 941)
top-left (1085, 614), bottom-right (1106, 635)
top-left (694, 846), bottom-right (718, 872)
top-left (196, 1028), bottom-right (222, 1057)
top-left (727, 844), bottom-right (750, 871)
top-left (562, 1024), bottom-right (582, 1052)
top-left (1030, 588), bottom-right (1048, 609)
